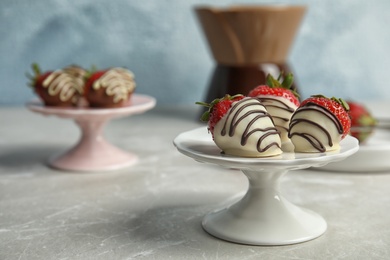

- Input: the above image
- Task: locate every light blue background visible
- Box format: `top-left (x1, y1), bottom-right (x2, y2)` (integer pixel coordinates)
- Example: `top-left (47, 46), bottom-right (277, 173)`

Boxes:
top-left (1, 0), bottom-right (390, 106)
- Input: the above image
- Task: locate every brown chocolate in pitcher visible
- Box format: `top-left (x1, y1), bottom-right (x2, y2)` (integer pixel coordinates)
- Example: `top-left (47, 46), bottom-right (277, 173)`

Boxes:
top-left (195, 5), bottom-right (306, 103)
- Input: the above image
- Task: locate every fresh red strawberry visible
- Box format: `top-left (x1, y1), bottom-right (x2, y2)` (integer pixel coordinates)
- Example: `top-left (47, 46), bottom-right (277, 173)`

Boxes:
top-left (347, 101), bottom-right (377, 143)
top-left (196, 94), bottom-right (245, 137)
top-left (248, 73), bottom-right (300, 106)
top-left (300, 95), bottom-right (351, 139)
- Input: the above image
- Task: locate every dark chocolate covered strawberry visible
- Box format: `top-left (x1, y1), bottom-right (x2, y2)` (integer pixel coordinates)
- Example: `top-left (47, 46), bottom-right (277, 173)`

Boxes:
top-left (27, 63), bottom-right (84, 107)
top-left (84, 67), bottom-right (136, 108)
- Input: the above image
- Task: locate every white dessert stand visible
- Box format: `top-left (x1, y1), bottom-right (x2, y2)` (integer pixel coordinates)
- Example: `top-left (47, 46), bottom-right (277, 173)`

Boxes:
top-left (27, 94), bottom-right (156, 172)
top-left (174, 127), bottom-right (359, 246)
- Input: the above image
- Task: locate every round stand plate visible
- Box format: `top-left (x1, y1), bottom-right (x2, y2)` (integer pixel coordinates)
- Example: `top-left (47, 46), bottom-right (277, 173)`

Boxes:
top-left (27, 94), bottom-right (156, 172)
top-left (174, 127), bottom-right (359, 245)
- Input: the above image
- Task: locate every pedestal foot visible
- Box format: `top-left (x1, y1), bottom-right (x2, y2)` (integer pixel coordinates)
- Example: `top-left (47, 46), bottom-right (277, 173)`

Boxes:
top-left (48, 146), bottom-right (138, 172)
top-left (202, 170), bottom-right (327, 245)
top-left (48, 117), bottom-right (137, 172)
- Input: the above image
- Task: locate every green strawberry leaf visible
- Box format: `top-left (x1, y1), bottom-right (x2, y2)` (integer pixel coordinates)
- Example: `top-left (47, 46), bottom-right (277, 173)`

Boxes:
top-left (281, 73), bottom-right (294, 89)
top-left (266, 72), bottom-right (299, 98)
top-left (195, 94), bottom-right (244, 122)
top-left (26, 63), bottom-right (41, 88)
top-left (330, 97), bottom-right (350, 111)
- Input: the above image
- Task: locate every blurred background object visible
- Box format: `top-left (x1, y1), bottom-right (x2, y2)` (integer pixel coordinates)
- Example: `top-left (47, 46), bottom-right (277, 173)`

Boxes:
top-left (1, 0), bottom-right (390, 106)
top-left (195, 5), bottom-right (305, 103)
top-left (347, 100), bottom-right (377, 143)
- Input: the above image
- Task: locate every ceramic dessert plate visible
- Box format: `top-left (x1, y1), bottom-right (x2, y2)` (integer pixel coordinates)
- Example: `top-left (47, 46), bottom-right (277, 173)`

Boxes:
top-left (174, 127), bottom-right (359, 171)
top-left (317, 128), bottom-right (390, 172)
top-left (174, 127), bottom-right (358, 246)
top-left (27, 94), bottom-right (156, 172)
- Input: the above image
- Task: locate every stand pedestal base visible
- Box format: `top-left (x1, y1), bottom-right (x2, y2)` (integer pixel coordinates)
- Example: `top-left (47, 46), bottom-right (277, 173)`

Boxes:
top-left (48, 116), bottom-right (137, 172)
top-left (48, 144), bottom-right (138, 172)
top-left (202, 170), bottom-right (327, 245)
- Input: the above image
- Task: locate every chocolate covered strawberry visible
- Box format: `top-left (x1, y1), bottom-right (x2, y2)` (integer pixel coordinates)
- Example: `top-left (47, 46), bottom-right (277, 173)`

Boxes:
top-left (248, 73), bottom-right (300, 142)
top-left (288, 95), bottom-right (351, 152)
top-left (197, 94), bottom-right (245, 136)
top-left (196, 95), bottom-right (282, 157)
top-left (84, 67), bottom-right (136, 108)
top-left (27, 63), bottom-right (83, 107)
top-left (63, 65), bottom-right (87, 86)
top-left (347, 101), bottom-right (377, 143)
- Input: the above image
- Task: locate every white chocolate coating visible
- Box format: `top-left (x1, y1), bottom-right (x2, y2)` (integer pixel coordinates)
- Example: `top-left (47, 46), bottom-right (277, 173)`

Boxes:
top-left (289, 104), bottom-right (342, 152)
top-left (213, 97), bottom-right (282, 157)
top-left (256, 95), bottom-right (298, 142)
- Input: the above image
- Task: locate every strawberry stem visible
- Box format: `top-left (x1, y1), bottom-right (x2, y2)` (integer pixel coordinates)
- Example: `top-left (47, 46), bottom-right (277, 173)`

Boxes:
top-left (312, 95), bottom-right (350, 112)
top-left (266, 74), bottom-right (279, 88)
top-left (195, 101), bottom-right (210, 107)
top-left (265, 72), bottom-right (299, 98)
top-left (196, 94), bottom-right (244, 122)
top-left (332, 97), bottom-right (350, 111)
top-left (26, 63), bottom-right (42, 88)
top-left (84, 64), bottom-right (98, 80)
top-left (281, 73), bottom-right (294, 89)
top-left (31, 63), bottom-right (41, 76)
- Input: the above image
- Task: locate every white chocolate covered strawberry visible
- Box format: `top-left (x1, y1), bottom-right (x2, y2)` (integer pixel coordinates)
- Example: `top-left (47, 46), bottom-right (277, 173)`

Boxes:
top-left (248, 73), bottom-right (300, 142)
top-left (197, 95), bottom-right (282, 157)
top-left (288, 95), bottom-right (351, 153)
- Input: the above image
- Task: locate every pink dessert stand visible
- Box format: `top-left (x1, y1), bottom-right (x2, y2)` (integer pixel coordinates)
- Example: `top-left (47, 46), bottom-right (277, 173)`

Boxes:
top-left (27, 94), bottom-right (156, 172)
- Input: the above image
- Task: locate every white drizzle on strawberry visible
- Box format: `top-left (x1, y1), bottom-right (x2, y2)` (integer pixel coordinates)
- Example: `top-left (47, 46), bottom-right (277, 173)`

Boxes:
top-left (42, 70), bottom-right (83, 103)
top-left (63, 65), bottom-right (86, 78)
top-left (213, 97), bottom-right (282, 157)
top-left (92, 68), bottom-right (135, 103)
top-left (63, 65), bottom-right (86, 91)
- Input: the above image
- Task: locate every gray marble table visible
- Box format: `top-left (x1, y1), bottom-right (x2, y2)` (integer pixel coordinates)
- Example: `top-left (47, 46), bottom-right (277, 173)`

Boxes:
top-left (1, 106), bottom-right (390, 259)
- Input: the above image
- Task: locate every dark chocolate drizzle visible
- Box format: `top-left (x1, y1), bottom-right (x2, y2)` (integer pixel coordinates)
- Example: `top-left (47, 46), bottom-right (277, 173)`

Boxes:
top-left (288, 103), bottom-right (343, 152)
top-left (257, 97), bottom-right (296, 135)
top-left (221, 98), bottom-right (281, 153)
top-left (258, 97), bottom-right (295, 113)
